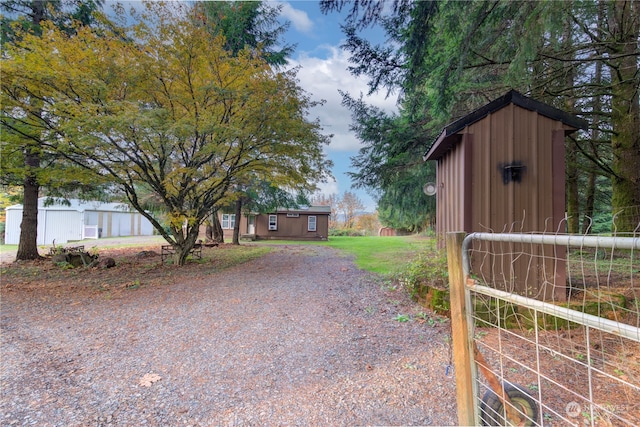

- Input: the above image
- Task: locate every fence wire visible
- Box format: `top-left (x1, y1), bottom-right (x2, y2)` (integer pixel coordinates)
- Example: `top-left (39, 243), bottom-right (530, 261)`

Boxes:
top-left (463, 226), bottom-right (640, 426)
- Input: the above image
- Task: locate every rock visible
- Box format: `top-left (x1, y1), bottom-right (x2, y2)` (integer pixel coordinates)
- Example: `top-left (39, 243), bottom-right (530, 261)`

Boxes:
top-left (135, 250), bottom-right (157, 259)
top-left (67, 253), bottom-right (98, 267)
top-left (52, 254), bottom-right (68, 264)
top-left (98, 257), bottom-right (116, 268)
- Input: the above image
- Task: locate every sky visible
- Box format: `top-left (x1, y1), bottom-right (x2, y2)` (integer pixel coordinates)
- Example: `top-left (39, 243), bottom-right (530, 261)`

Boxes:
top-left (274, 1), bottom-right (399, 212)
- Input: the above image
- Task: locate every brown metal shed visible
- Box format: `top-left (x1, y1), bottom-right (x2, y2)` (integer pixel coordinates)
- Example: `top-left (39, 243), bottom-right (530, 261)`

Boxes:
top-left (424, 90), bottom-right (587, 300)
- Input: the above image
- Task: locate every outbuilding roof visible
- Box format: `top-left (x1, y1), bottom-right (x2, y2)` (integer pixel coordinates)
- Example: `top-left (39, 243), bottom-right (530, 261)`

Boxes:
top-left (423, 90), bottom-right (589, 161)
top-left (276, 205), bottom-right (331, 214)
top-left (6, 198), bottom-right (133, 213)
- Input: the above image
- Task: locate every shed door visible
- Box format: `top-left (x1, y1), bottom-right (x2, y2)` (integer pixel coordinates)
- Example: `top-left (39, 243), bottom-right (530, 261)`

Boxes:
top-left (247, 215), bottom-right (255, 234)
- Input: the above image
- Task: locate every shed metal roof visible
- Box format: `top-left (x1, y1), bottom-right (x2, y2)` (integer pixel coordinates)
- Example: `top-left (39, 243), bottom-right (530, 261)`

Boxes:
top-left (423, 90), bottom-right (589, 161)
top-left (276, 205), bottom-right (331, 214)
top-left (6, 198), bottom-right (133, 213)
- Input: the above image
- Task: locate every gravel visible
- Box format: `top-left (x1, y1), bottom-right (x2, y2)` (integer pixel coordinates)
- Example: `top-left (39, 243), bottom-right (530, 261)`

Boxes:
top-left (1, 245), bottom-right (457, 426)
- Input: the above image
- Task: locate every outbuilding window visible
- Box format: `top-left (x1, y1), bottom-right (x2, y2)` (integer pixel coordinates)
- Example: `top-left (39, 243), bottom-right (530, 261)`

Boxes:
top-left (308, 215), bottom-right (317, 232)
top-left (268, 214), bottom-right (277, 230)
top-left (222, 214), bottom-right (235, 229)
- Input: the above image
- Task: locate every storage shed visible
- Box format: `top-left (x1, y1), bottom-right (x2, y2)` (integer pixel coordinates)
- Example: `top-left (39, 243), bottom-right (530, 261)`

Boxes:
top-left (4, 198), bottom-right (154, 245)
top-left (423, 90), bottom-right (587, 299)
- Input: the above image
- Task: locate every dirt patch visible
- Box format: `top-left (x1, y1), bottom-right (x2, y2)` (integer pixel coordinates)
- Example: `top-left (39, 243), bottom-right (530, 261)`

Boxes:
top-left (1, 244), bottom-right (457, 426)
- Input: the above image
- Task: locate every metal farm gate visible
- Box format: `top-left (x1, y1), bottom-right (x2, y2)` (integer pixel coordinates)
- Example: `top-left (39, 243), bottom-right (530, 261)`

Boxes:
top-left (446, 232), bottom-right (640, 426)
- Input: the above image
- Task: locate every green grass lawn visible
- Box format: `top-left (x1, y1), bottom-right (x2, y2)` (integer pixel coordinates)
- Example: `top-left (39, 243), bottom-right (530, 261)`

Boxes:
top-left (254, 235), bottom-right (434, 275)
top-left (321, 236), bottom-right (431, 274)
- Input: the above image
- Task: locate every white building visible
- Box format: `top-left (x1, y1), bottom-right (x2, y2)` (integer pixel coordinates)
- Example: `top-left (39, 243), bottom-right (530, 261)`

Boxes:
top-left (4, 198), bottom-right (154, 245)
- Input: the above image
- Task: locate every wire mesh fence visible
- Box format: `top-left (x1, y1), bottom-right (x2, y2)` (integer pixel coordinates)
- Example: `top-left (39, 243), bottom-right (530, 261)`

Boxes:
top-left (449, 226), bottom-right (640, 426)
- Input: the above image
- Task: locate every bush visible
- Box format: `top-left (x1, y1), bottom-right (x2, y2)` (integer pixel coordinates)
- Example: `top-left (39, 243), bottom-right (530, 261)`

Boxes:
top-left (329, 228), bottom-right (364, 237)
top-left (397, 245), bottom-right (448, 301)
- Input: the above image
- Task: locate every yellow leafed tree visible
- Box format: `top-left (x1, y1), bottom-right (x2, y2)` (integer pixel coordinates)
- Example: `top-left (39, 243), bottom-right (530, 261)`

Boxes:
top-left (1, 2), bottom-right (331, 265)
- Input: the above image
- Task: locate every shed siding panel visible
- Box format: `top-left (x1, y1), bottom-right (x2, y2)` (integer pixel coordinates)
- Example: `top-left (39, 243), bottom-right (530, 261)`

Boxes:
top-left (438, 104), bottom-right (567, 236)
top-left (4, 208), bottom-right (22, 245)
top-left (435, 158), bottom-right (444, 237)
top-left (4, 202), bottom-right (153, 245)
top-left (459, 105), bottom-right (567, 297)
top-left (43, 210), bottom-right (83, 244)
top-left (464, 104), bottom-right (564, 233)
top-left (436, 143), bottom-right (464, 238)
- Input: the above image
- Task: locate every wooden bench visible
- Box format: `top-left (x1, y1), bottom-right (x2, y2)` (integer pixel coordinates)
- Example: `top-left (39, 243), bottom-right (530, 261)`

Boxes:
top-left (161, 244), bottom-right (203, 263)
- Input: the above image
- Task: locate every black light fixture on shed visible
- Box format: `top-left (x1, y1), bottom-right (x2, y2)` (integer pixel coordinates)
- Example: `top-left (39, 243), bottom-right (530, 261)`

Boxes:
top-left (499, 161), bottom-right (526, 184)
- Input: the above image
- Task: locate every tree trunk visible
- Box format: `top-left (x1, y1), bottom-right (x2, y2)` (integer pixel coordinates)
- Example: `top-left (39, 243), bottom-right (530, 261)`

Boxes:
top-left (212, 209), bottom-right (224, 243)
top-left (583, 56), bottom-right (603, 235)
top-left (607, 0), bottom-right (640, 232)
top-left (232, 198), bottom-right (242, 245)
top-left (16, 145), bottom-right (41, 261)
top-left (582, 171), bottom-right (597, 233)
top-left (566, 143), bottom-right (580, 233)
top-left (562, 11), bottom-right (580, 233)
top-left (205, 221), bottom-right (213, 241)
top-left (15, 2), bottom-right (46, 261)
top-left (172, 225), bottom-right (200, 266)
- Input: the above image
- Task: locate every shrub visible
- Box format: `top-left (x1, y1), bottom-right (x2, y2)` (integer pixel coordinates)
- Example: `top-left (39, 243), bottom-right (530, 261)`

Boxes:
top-left (329, 228), bottom-right (364, 237)
top-left (397, 245), bottom-right (448, 301)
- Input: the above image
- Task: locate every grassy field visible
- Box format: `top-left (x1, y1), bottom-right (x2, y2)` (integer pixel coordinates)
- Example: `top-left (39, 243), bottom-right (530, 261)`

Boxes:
top-left (255, 235), bottom-right (433, 275)
top-left (322, 236), bottom-right (431, 274)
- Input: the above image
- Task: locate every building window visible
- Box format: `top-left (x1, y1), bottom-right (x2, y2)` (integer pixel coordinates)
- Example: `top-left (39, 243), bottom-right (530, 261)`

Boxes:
top-left (308, 215), bottom-right (317, 232)
top-left (221, 214), bottom-right (236, 229)
top-left (268, 214), bottom-right (277, 230)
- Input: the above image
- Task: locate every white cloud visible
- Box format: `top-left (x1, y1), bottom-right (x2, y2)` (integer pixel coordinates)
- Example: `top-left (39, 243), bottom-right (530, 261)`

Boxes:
top-left (279, 2), bottom-right (314, 33)
top-left (286, 42), bottom-right (396, 213)
top-left (290, 46), bottom-right (397, 152)
top-left (315, 178), bottom-right (339, 197)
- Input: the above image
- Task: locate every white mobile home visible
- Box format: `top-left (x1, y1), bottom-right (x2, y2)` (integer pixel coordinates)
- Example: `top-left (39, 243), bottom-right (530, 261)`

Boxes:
top-left (4, 198), bottom-right (154, 245)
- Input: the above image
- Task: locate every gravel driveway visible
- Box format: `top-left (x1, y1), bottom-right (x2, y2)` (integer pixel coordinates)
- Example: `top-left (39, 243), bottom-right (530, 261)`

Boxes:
top-left (1, 245), bottom-right (457, 426)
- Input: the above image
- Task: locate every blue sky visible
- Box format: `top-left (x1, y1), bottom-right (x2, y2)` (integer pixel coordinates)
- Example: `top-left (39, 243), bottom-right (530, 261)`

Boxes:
top-left (275, 1), bottom-right (399, 211)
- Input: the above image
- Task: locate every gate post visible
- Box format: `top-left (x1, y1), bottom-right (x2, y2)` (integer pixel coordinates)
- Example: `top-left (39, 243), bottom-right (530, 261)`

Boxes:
top-left (446, 232), bottom-right (476, 426)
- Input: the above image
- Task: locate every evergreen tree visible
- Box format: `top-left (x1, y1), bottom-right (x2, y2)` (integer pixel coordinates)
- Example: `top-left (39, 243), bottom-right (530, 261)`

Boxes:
top-left (322, 0), bottom-right (640, 232)
top-left (195, 1), bottom-right (294, 67)
top-left (0, 0), bottom-right (104, 260)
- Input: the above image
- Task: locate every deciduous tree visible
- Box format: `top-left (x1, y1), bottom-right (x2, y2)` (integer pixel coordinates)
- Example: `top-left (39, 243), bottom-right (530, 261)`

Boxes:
top-left (335, 191), bottom-right (365, 229)
top-left (194, 1), bottom-right (301, 245)
top-left (2, 2), bottom-right (331, 265)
